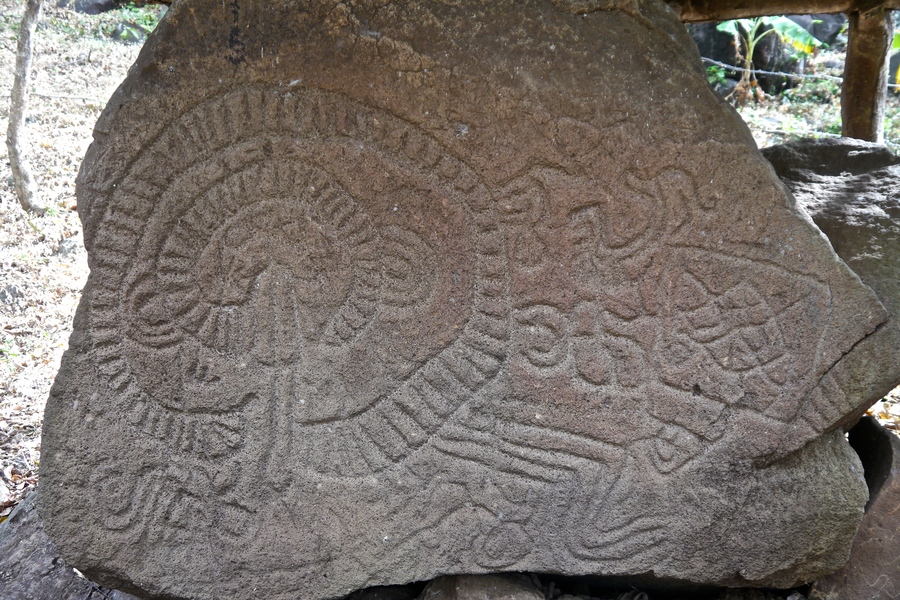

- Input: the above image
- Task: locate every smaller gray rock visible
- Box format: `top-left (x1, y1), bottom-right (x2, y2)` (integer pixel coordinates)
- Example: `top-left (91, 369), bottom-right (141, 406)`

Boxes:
top-left (0, 491), bottom-right (139, 600)
top-left (57, 235), bottom-right (83, 258)
top-left (111, 22), bottom-right (149, 44)
top-left (0, 284), bottom-right (24, 306)
top-left (718, 591), bottom-right (806, 600)
top-left (763, 138), bottom-right (900, 426)
top-left (809, 417), bottom-right (900, 600)
top-left (418, 574), bottom-right (544, 600)
top-left (763, 137), bottom-right (900, 180)
top-left (57, 0), bottom-right (120, 15)
top-left (558, 593), bottom-right (648, 600)
top-left (711, 78), bottom-right (739, 99)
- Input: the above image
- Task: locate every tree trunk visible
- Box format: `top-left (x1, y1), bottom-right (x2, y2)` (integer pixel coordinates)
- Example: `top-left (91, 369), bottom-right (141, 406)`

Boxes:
top-left (841, 8), bottom-right (894, 142)
top-left (6, 0), bottom-right (46, 214)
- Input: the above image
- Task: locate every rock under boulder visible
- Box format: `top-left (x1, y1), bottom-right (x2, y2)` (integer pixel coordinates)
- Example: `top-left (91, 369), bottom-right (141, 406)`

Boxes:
top-left (349, 585), bottom-right (422, 600)
top-left (0, 491), bottom-right (138, 600)
top-left (809, 417), bottom-right (900, 600)
top-left (39, 1), bottom-right (885, 599)
top-left (418, 574), bottom-right (544, 600)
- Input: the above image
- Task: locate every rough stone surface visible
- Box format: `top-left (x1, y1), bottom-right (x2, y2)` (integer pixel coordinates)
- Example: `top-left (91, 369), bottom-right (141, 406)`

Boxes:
top-left (0, 491), bottom-right (139, 600)
top-left (809, 417), bottom-right (900, 600)
top-left (419, 574), bottom-right (543, 600)
top-left (763, 138), bottom-right (900, 424)
top-left (56, 0), bottom-right (121, 15)
top-left (40, 1), bottom-right (885, 599)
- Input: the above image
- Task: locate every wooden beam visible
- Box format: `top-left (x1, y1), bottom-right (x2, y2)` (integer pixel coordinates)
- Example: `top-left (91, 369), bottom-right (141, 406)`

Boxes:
top-left (669, 0), bottom-right (900, 22)
top-left (842, 8), bottom-right (894, 142)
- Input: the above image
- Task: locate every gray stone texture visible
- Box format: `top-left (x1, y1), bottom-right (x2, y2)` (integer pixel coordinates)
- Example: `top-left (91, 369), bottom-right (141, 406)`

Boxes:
top-left (40, 1), bottom-right (886, 599)
top-left (0, 491), bottom-right (139, 600)
top-left (809, 418), bottom-right (900, 600)
top-left (763, 138), bottom-right (900, 426)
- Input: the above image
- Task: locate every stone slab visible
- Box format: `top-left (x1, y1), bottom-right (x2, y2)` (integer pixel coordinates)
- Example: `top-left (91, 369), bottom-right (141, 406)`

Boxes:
top-left (39, 1), bottom-right (885, 599)
top-left (418, 574), bottom-right (544, 600)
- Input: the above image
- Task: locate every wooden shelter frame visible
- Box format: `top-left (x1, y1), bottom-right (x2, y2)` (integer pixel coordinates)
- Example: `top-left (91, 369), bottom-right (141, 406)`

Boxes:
top-left (669, 0), bottom-right (896, 142)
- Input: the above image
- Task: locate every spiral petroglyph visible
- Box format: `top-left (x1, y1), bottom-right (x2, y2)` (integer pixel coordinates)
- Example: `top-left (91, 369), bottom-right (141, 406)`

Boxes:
top-left (86, 88), bottom-right (508, 475)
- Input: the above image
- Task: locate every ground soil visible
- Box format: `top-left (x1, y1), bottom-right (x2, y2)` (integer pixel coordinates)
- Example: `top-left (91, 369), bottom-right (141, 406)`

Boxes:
top-left (0, 0), bottom-right (898, 527)
top-left (0, 0), bottom-right (150, 515)
top-left (734, 57), bottom-right (900, 153)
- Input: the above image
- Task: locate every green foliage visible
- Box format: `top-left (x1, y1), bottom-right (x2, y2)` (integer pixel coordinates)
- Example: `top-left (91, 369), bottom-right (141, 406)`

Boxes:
top-left (0, 338), bottom-right (21, 375)
top-left (782, 76), bottom-right (841, 104)
top-left (716, 17), bottom-right (824, 104)
top-left (0, 339), bottom-right (19, 358)
top-left (116, 22), bottom-right (147, 43)
top-left (96, 2), bottom-right (162, 41)
top-left (892, 32), bottom-right (900, 87)
top-left (717, 16), bottom-right (823, 64)
top-left (118, 2), bottom-right (162, 31)
top-left (886, 105), bottom-right (900, 153)
top-left (706, 64), bottom-right (727, 86)
top-left (43, 14), bottom-right (89, 40)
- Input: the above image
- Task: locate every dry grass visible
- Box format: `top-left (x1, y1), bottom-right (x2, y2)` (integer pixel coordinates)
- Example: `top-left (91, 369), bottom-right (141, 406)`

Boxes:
top-left (733, 49), bottom-right (900, 152)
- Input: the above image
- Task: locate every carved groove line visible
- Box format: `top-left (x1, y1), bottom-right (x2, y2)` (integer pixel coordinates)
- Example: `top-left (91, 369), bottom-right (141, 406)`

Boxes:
top-left (88, 87), bottom-right (509, 478)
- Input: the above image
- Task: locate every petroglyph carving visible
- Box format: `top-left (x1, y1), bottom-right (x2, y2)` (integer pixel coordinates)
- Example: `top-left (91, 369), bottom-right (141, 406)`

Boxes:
top-left (83, 88), bottom-right (511, 480)
top-left (512, 304), bottom-right (569, 371)
top-left (39, 2), bottom-right (888, 598)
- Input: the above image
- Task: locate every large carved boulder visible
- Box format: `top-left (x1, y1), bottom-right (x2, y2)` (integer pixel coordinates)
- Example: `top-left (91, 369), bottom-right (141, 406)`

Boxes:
top-left (40, 1), bottom-right (885, 599)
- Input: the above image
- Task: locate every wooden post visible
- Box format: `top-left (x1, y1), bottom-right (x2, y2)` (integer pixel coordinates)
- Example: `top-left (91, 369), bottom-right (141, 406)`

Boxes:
top-left (841, 8), bottom-right (894, 142)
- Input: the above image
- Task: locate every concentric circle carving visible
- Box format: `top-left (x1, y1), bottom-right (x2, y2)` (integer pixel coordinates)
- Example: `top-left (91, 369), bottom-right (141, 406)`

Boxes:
top-left (87, 88), bottom-right (508, 476)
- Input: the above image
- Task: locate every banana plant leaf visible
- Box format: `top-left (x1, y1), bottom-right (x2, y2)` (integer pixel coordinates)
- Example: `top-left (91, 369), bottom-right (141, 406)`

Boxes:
top-left (761, 16), bottom-right (823, 54)
top-left (716, 17), bottom-right (823, 55)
